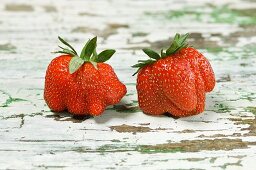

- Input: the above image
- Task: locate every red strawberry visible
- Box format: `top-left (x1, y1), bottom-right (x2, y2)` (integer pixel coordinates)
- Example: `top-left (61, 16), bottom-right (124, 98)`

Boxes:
top-left (132, 33), bottom-right (215, 117)
top-left (44, 36), bottom-right (127, 116)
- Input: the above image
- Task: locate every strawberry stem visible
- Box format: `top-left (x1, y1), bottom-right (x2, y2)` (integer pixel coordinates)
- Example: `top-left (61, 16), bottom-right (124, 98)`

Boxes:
top-left (54, 36), bottom-right (116, 74)
top-left (166, 33), bottom-right (189, 56)
top-left (132, 33), bottom-right (189, 76)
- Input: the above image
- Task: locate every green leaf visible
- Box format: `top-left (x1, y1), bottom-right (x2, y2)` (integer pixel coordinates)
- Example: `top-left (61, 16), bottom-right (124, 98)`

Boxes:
top-left (80, 37), bottom-right (97, 61)
top-left (178, 33), bottom-right (189, 45)
top-left (53, 50), bottom-right (76, 56)
top-left (95, 49), bottom-right (116, 63)
top-left (165, 33), bottom-right (189, 56)
top-left (132, 59), bottom-right (155, 76)
top-left (142, 48), bottom-right (160, 60)
top-left (54, 46), bottom-right (77, 56)
top-left (131, 63), bottom-right (143, 68)
top-left (90, 48), bottom-right (98, 61)
top-left (58, 36), bottom-right (77, 55)
top-left (80, 39), bottom-right (90, 60)
top-left (173, 33), bottom-right (180, 42)
top-left (138, 60), bottom-right (148, 63)
top-left (132, 69), bottom-right (140, 76)
top-left (58, 46), bottom-right (66, 50)
top-left (93, 48), bottom-right (97, 56)
top-left (131, 59), bottom-right (155, 68)
top-left (69, 56), bottom-right (85, 74)
top-left (166, 41), bottom-right (179, 56)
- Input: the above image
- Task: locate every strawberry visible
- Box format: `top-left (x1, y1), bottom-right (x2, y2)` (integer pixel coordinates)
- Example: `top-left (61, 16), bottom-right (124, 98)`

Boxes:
top-left (132, 33), bottom-right (215, 117)
top-left (44, 36), bottom-right (127, 116)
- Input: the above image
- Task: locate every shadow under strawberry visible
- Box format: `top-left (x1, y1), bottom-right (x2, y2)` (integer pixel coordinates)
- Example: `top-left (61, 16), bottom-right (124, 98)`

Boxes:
top-left (46, 111), bottom-right (92, 123)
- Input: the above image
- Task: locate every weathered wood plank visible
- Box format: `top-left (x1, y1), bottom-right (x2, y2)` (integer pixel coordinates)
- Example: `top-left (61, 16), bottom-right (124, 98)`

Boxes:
top-left (0, 0), bottom-right (256, 169)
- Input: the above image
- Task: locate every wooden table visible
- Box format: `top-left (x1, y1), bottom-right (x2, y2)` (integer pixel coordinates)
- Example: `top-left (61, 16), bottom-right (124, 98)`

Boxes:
top-left (0, 0), bottom-right (256, 169)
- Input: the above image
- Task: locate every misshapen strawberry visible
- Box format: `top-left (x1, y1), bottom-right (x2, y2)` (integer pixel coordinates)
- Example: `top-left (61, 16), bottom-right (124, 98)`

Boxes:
top-left (132, 33), bottom-right (215, 117)
top-left (44, 37), bottom-right (126, 116)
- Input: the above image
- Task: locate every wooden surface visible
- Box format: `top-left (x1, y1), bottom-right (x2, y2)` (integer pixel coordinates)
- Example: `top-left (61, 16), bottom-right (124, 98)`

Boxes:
top-left (0, 0), bottom-right (256, 169)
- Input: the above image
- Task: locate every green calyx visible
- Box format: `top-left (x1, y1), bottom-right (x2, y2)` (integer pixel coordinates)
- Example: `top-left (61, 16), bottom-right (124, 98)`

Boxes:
top-left (54, 36), bottom-right (116, 74)
top-left (132, 33), bottom-right (189, 76)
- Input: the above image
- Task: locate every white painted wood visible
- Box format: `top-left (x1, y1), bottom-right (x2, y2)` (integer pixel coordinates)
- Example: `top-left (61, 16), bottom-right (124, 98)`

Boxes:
top-left (0, 0), bottom-right (256, 169)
